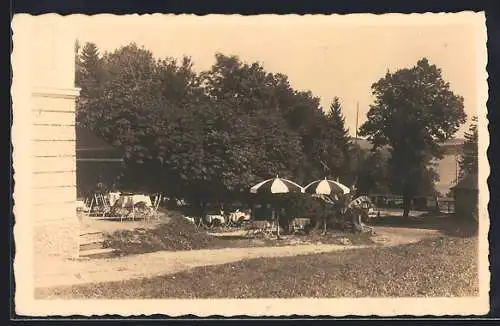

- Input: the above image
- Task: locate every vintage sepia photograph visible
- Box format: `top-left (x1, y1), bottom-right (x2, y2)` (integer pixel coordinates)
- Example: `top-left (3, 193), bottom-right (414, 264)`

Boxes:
top-left (12, 12), bottom-right (489, 317)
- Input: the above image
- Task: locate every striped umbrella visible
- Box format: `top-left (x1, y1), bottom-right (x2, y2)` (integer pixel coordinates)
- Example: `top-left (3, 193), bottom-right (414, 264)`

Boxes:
top-left (250, 175), bottom-right (304, 195)
top-left (304, 177), bottom-right (351, 199)
top-left (249, 175), bottom-right (304, 238)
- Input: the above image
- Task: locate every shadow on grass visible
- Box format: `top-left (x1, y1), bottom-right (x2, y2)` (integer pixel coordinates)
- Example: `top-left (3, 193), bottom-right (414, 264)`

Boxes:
top-left (102, 213), bottom-right (228, 256)
top-left (370, 213), bottom-right (478, 238)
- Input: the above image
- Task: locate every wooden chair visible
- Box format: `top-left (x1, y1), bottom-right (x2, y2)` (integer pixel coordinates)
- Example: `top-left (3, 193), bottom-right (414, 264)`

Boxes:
top-left (146, 193), bottom-right (163, 222)
top-left (86, 194), bottom-right (101, 217)
top-left (99, 193), bottom-right (113, 217)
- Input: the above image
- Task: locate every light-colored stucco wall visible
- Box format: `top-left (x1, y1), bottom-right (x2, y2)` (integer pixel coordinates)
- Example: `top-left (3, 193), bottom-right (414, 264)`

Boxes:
top-left (434, 153), bottom-right (459, 195)
top-left (433, 143), bottom-right (463, 196)
top-left (14, 15), bottom-right (81, 259)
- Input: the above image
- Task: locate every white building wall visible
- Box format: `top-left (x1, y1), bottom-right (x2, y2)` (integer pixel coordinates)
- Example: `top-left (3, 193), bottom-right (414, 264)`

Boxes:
top-left (13, 15), bottom-right (80, 259)
top-left (434, 144), bottom-right (462, 196)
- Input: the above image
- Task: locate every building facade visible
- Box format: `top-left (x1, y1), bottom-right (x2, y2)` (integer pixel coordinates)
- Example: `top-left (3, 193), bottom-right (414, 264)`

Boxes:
top-left (355, 137), bottom-right (464, 197)
top-left (14, 15), bottom-right (81, 259)
top-left (433, 139), bottom-right (464, 196)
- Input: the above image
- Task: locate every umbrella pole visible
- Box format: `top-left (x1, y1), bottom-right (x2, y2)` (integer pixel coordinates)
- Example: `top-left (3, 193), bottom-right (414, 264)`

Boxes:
top-left (275, 208), bottom-right (280, 239)
top-left (323, 204), bottom-right (327, 235)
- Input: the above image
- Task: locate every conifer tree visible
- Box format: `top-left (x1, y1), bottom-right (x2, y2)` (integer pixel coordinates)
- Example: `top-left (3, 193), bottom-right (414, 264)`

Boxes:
top-left (459, 116), bottom-right (478, 179)
top-left (325, 97), bottom-right (352, 181)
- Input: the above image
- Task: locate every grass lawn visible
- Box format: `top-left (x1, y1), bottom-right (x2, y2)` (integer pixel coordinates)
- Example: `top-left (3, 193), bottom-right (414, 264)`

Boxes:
top-left (36, 235), bottom-right (478, 299)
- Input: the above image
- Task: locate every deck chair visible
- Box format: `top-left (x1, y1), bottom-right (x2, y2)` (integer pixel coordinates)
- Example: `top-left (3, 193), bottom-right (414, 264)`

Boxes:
top-left (194, 216), bottom-right (205, 229)
top-left (92, 193), bottom-right (112, 218)
top-left (146, 193), bottom-right (162, 222)
top-left (78, 198), bottom-right (91, 214)
top-left (86, 194), bottom-right (101, 217)
top-left (83, 196), bottom-right (94, 217)
top-left (98, 194), bottom-right (109, 217)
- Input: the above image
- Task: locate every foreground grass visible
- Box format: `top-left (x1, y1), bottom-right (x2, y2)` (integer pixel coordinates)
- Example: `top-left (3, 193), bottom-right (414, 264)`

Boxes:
top-left (37, 236), bottom-right (478, 299)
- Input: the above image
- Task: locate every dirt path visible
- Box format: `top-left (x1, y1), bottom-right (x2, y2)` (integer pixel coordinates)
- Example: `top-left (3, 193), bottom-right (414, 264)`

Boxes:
top-left (35, 226), bottom-right (441, 289)
top-left (371, 226), bottom-right (441, 246)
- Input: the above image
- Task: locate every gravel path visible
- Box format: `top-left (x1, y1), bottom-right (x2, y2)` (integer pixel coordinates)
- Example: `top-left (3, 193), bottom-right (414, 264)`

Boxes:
top-left (35, 243), bottom-right (369, 288)
top-left (371, 226), bottom-right (440, 246)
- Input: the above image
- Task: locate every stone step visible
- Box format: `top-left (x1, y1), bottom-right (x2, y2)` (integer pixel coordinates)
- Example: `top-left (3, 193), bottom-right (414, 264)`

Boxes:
top-left (80, 231), bottom-right (105, 245)
top-left (80, 241), bottom-right (106, 251)
top-left (79, 248), bottom-right (115, 258)
top-left (79, 230), bottom-right (108, 253)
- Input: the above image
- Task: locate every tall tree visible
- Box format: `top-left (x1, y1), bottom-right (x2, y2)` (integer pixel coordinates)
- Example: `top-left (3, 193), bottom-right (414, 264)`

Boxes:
top-left (76, 42), bottom-right (104, 91)
top-left (76, 43), bottom-right (173, 193)
top-left (324, 97), bottom-right (352, 181)
top-left (359, 58), bottom-right (467, 217)
top-left (75, 42), bottom-right (108, 127)
top-left (74, 39), bottom-right (81, 76)
top-left (459, 116), bottom-right (478, 178)
top-left (326, 97), bottom-right (350, 143)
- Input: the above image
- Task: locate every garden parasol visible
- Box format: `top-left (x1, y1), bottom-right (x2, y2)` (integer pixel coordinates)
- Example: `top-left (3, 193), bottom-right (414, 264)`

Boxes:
top-left (304, 177), bottom-right (351, 233)
top-left (304, 177), bottom-right (351, 198)
top-left (249, 175), bottom-right (304, 238)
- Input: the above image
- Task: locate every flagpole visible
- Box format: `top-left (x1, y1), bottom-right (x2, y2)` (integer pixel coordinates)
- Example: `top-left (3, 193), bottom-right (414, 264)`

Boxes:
top-left (355, 101), bottom-right (359, 142)
top-left (354, 101), bottom-right (360, 190)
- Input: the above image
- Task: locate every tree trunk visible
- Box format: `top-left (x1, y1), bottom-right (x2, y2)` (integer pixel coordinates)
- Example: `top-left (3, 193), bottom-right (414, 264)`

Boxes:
top-left (312, 214), bottom-right (322, 231)
top-left (352, 210), bottom-right (363, 233)
top-left (403, 194), bottom-right (412, 218)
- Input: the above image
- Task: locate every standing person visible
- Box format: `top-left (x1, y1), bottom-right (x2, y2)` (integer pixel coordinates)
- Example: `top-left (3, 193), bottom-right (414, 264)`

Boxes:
top-left (96, 181), bottom-right (105, 195)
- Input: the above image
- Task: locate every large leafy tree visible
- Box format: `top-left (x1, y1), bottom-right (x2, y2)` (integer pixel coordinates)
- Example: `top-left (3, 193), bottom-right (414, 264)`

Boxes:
top-left (359, 58), bottom-right (467, 217)
top-left (356, 149), bottom-right (389, 195)
top-left (285, 90), bottom-right (333, 183)
top-left (459, 116), bottom-right (478, 179)
top-left (76, 47), bottom-right (349, 216)
top-left (84, 43), bottom-right (162, 154)
top-left (204, 54), bottom-right (349, 185)
top-left (75, 43), bottom-right (198, 194)
top-left (201, 54), bottom-right (308, 181)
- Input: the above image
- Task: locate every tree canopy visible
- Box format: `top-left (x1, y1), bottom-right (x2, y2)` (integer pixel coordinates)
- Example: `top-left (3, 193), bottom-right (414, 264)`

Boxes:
top-left (75, 43), bottom-right (352, 213)
top-left (75, 44), bottom-right (467, 218)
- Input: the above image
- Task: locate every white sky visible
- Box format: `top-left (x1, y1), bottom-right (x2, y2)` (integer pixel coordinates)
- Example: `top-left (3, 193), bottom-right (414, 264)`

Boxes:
top-left (71, 13), bottom-right (485, 137)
